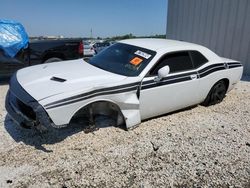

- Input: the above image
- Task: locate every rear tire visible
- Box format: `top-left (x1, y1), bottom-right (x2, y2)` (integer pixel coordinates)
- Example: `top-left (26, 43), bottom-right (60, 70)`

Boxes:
top-left (201, 80), bottom-right (227, 106)
top-left (44, 57), bottom-right (62, 63)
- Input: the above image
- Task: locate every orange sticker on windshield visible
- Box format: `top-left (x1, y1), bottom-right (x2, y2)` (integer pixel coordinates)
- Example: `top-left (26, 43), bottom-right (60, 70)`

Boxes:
top-left (130, 57), bottom-right (143, 66)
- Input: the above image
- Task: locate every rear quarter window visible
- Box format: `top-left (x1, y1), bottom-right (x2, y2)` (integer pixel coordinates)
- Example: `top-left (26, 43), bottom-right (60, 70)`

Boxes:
top-left (189, 51), bottom-right (208, 68)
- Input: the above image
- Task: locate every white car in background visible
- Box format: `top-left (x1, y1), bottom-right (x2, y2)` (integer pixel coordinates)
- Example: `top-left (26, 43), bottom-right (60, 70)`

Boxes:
top-left (5, 39), bottom-right (243, 131)
top-left (83, 41), bottom-right (95, 57)
top-left (93, 42), bottom-right (111, 54)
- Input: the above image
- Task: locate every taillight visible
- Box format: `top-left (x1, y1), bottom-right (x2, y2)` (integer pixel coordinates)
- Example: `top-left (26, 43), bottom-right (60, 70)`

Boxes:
top-left (78, 41), bottom-right (83, 54)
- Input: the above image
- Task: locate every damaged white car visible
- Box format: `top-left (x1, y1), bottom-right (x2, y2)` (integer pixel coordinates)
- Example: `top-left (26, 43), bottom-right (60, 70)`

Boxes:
top-left (6, 39), bottom-right (243, 131)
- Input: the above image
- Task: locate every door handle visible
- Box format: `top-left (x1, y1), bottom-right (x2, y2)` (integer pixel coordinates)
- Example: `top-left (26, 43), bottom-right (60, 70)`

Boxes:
top-left (190, 74), bottom-right (197, 80)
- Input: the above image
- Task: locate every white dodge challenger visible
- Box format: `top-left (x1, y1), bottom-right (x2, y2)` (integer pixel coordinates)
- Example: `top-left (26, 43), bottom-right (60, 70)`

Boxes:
top-left (5, 39), bottom-right (243, 130)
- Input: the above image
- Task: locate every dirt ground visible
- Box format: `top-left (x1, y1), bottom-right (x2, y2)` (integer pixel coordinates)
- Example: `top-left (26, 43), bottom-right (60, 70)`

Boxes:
top-left (0, 79), bottom-right (250, 187)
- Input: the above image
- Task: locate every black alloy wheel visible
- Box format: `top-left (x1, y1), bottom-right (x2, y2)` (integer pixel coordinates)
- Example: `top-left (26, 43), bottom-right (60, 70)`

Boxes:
top-left (201, 80), bottom-right (227, 106)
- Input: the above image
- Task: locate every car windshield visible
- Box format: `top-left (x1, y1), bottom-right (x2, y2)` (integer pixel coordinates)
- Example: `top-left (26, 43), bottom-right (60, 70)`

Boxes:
top-left (88, 43), bottom-right (156, 76)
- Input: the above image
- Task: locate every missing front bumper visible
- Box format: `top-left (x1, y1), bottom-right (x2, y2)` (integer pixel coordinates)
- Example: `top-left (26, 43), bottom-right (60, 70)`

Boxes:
top-left (5, 73), bottom-right (54, 129)
top-left (5, 91), bottom-right (35, 128)
top-left (6, 90), bottom-right (54, 129)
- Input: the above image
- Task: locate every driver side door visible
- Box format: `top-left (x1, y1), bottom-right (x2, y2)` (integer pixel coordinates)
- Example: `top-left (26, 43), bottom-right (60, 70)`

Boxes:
top-left (139, 51), bottom-right (200, 120)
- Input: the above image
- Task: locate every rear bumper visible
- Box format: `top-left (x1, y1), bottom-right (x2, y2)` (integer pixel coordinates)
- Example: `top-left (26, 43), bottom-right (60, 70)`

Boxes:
top-left (5, 74), bottom-right (52, 128)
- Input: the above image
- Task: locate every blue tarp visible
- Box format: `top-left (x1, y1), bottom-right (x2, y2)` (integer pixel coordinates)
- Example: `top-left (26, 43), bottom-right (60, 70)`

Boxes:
top-left (0, 19), bottom-right (29, 57)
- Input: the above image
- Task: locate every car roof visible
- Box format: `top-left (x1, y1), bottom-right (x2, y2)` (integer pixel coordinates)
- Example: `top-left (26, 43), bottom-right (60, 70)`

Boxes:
top-left (120, 38), bottom-right (221, 61)
top-left (120, 38), bottom-right (203, 51)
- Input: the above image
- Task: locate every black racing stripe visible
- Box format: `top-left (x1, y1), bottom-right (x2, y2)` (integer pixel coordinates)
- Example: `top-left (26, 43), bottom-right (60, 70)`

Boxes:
top-left (163, 71), bottom-right (196, 80)
top-left (198, 63), bottom-right (225, 75)
top-left (141, 76), bottom-right (191, 90)
top-left (227, 62), bottom-right (242, 66)
top-left (199, 66), bottom-right (226, 78)
top-left (142, 64), bottom-right (225, 87)
top-left (45, 82), bottom-right (140, 107)
top-left (141, 64), bottom-right (226, 90)
top-left (228, 64), bottom-right (243, 69)
top-left (142, 71), bottom-right (197, 85)
top-left (46, 62), bottom-right (242, 109)
top-left (46, 85), bottom-right (139, 109)
top-left (227, 62), bottom-right (243, 68)
top-left (142, 80), bottom-right (154, 85)
top-left (162, 71), bottom-right (196, 81)
top-left (142, 79), bottom-right (154, 85)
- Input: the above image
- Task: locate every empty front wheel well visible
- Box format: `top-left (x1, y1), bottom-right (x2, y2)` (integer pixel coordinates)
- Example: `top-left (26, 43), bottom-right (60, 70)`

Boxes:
top-left (70, 101), bottom-right (126, 129)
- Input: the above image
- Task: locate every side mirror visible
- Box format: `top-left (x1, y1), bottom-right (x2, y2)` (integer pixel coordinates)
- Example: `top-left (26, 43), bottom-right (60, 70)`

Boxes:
top-left (154, 66), bottom-right (170, 82)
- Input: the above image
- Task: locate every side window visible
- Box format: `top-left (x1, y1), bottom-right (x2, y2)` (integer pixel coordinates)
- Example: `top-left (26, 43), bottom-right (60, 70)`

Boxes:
top-left (189, 51), bottom-right (208, 68)
top-left (149, 51), bottom-right (193, 75)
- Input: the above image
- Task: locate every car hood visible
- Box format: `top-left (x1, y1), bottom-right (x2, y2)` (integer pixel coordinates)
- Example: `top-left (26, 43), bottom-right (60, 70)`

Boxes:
top-left (16, 59), bottom-right (127, 101)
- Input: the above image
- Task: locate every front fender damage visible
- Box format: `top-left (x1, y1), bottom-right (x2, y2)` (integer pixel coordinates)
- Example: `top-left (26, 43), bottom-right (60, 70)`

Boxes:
top-left (116, 93), bottom-right (141, 129)
top-left (70, 89), bottom-right (142, 131)
top-left (5, 90), bottom-right (57, 133)
top-left (30, 102), bottom-right (58, 132)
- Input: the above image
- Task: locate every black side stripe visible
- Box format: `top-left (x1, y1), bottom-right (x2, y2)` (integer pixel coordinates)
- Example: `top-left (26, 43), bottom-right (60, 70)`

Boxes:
top-left (198, 63), bottom-right (225, 73)
top-left (141, 62), bottom-right (242, 90)
top-left (45, 62), bottom-right (242, 109)
top-left (227, 62), bottom-right (242, 68)
top-left (141, 76), bottom-right (191, 90)
top-left (45, 82), bottom-right (140, 109)
top-left (229, 64), bottom-right (242, 68)
top-left (199, 65), bottom-right (225, 78)
top-left (227, 62), bottom-right (242, 66)
top-left (158, 71), bottom-right (197, 82)
top-left (142, 64), bottom-right (225, 90)
top-left (46, 86), bottom-right (138, 109)
top-left (142, 71), bottom-right (197, 85)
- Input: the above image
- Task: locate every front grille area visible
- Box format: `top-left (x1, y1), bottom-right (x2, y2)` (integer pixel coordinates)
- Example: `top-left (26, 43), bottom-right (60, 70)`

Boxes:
top-left (8, 74), bottom-right (54, 128)
top-left (10, 92), bottom-right (36, 120)
top-left (17, 98), bottom-right (36, 120)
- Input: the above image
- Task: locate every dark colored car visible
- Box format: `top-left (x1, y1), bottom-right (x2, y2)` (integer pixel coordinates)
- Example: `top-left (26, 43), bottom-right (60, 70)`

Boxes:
top-left (0, 39), bottom-right (83, 77)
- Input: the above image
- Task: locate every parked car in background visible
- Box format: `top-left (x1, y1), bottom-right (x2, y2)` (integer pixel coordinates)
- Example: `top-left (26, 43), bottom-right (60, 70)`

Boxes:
top-left (5, 39), bottom-right (243, 132)
top-left (0, 39), bottom-right (83, 77)
top-left (93, 42), bottom-right (111, 54)
top-left (83, 41), bottom-right (95, 57)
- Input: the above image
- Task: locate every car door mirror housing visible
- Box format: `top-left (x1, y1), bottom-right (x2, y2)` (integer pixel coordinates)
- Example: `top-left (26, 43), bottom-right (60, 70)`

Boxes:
top-left (154, 66), bottom-right (170, 82)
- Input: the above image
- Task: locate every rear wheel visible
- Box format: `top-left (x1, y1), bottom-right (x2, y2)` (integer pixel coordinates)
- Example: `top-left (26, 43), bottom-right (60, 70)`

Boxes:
top-left (201, 80), bottom-right (227, 106)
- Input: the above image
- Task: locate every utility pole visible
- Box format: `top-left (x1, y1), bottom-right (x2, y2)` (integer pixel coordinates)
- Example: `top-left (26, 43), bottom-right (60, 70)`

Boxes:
top-left (90, 28), bottom-right (93, 39)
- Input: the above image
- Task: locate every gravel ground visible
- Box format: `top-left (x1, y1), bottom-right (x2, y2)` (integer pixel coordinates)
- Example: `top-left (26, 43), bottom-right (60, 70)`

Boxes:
top-left (0, 80), bottom-right (250, 187)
